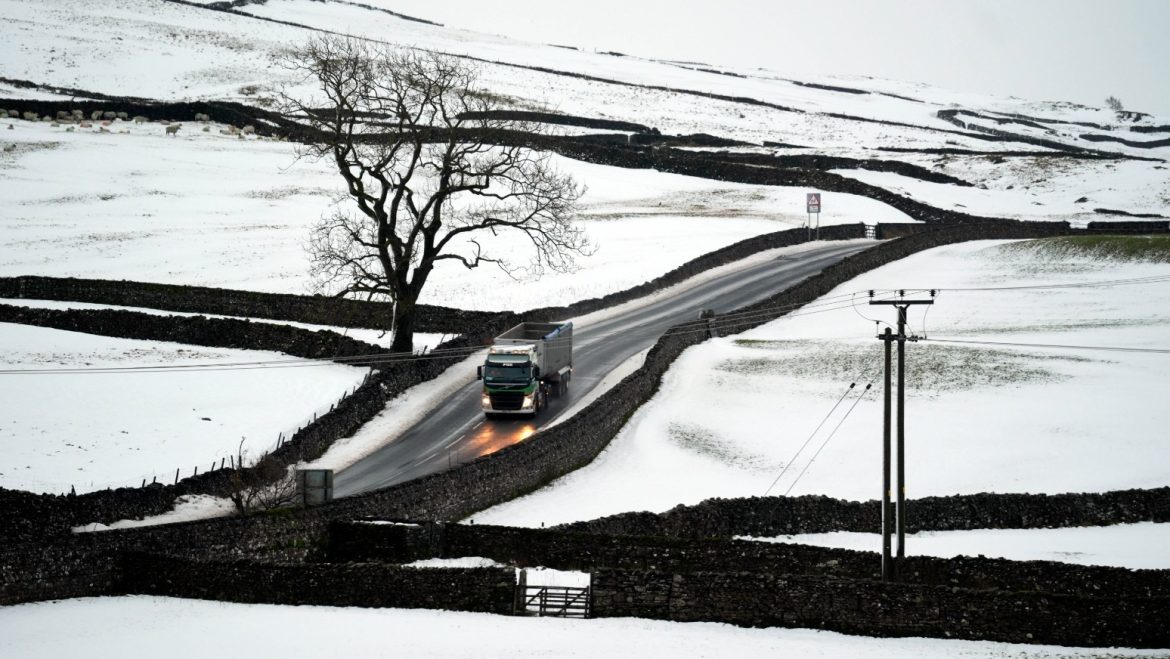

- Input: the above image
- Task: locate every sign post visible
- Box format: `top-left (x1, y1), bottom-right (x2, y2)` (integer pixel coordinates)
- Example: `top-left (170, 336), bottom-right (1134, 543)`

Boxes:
top-left (806, 193), bottom-right (822, 240)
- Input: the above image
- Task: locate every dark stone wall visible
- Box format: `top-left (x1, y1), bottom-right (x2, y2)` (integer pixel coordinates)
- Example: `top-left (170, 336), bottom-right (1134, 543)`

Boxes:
top-left (0, 508), bottom-right (330, 606)
top-left (591, 569), bottom-right (1170, 648)
top-left (0, 303), bottom-right (388, 363)
top-left (558, 488), bottom-right (1170, 539)
top-left (332, 521), bottom-right (1170, 600)
top-left (704, 152), bottom-right (974, 187)
top-left (0, 275), bottom-right (501, 334)
top-left (327, 520), bottom-right (1170, 647)
top-left (456, 109), bottom-right (653, 134)
top-left (1081, 132), bottom-right (1170, 149)
top-left (0, 97), bottom-right (295, 136)
top-left (121, 552), bottom-right (514, 612)
top-left (1087, 218), bottom-right (1170, 228)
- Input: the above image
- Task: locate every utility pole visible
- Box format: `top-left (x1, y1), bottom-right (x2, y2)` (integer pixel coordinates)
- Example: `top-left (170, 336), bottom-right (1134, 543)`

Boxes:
top-left (880, 327), bottom-right (893, 581)
top-left (870, 290), bottom-right (934, 579)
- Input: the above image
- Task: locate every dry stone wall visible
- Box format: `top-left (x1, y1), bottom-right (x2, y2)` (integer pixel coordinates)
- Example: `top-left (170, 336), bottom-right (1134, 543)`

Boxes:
top-left (331, 521), bottom-right (1170, 601)
top-left (557, 488), bottom-right (1170, 539)
top-left (122, 552), bottom-right (514, 613)
top-left (329, 520), bottom-right (1170, 648)
top-left (592, 569), bottom-right (1170, 648)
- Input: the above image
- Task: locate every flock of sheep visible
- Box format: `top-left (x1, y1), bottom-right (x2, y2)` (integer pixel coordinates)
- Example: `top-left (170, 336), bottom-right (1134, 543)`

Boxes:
top-left (0, 108), bottom-right (259, 139)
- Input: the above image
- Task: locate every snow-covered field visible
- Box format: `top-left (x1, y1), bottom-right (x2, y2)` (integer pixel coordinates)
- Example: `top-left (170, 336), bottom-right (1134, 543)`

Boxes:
top-left (0, 120), bottom-right (905, 310)
top-left (478, 239), bottom-right (1170, 529)
top-left (2, 596), bottom-right (1165, 659)
top-left (0, 322), bottom-right (370, 494)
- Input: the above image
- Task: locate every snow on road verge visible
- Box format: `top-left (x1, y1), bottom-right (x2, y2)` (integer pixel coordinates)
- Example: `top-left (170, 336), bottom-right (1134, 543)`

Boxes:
top-left (302, 351), bottom-right (486, 473)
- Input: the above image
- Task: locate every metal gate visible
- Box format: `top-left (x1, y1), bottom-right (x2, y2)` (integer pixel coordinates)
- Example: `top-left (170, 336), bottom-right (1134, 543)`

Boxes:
top-left (514, 569), bottom-right (591, 618)
top-left (516, 585), bottom-right (591, 618)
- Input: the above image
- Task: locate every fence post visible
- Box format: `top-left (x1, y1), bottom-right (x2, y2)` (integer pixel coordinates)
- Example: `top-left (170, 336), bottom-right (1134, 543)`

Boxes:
top-left (174, 468), bottom-right (179, 484)
top-left (514, 569), bottom-right (528, 615)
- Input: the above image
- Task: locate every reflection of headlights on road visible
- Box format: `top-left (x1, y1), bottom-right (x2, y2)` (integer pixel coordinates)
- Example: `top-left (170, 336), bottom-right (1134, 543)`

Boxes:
top-left (522, 393), bottom-right (535, 409)
top-left (481, 394), bottom-right (491, 409)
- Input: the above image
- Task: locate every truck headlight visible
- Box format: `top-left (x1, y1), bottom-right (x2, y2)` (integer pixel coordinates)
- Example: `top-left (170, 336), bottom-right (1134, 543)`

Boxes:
top-left (481, 394), bottom-right (491, 409)
top-left (522, 393), bottom-right (535, 409)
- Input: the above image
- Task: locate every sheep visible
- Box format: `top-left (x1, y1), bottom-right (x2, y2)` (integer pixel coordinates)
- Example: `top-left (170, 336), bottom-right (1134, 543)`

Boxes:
top-left (133, 116), bottom-right (148, 124)
top-left (194, 112), bottom-right (210, 122)
top-left (79, 121), bottom-right (92, 128)
top-left (65, 126), bottom-right (75, 132)
top-left (116, 112), bottom-right (128, 120)
top-left (91, 110), bottom-right (103, 121)
top-left (71, 109), bottom-right (84, 119)
top-left (56, 110), bottom-right (69, 120)
top-left (0, 111), bottom-right (7, 119)
top-left (51, 121), bottom-right (60, 127)
top-left (241, 125), bottom-right (255, 135)
top-left (165, 123), bottom-right (181, 136)
top-left (41, 115), bottom-right (53, 122)
top-left (22, 112), bottom-right (38, 122)
top-left (202, 125), bottom-right (210, 132)
top-left (98, 126), bottom-right (109, 133)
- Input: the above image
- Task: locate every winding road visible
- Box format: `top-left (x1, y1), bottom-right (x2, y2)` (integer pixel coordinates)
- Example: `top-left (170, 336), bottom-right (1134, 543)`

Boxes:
top-left (334, 240), bottom-right (874, 497)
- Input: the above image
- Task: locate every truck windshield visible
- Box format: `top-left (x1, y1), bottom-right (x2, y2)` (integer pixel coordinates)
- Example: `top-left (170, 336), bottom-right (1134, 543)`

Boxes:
top-left (484, 362), bottom-right (531, 381)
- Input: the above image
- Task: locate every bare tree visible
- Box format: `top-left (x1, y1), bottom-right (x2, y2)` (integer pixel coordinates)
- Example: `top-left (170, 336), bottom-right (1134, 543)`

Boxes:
top-left (280, 36), bottom-right (590, 352)
top-left (1105, 96), bottom-right (1125, 118)
top-left (228, 451), bottom-right (298, 516)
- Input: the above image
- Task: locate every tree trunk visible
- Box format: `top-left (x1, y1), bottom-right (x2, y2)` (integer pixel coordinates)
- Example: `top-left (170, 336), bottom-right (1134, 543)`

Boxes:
top-left (390, 298), bottom-right (416, 354)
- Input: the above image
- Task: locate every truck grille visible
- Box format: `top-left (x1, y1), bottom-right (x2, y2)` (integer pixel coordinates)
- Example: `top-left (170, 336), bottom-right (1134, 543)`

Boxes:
top-left (490, 392), bottom-right (525, 411)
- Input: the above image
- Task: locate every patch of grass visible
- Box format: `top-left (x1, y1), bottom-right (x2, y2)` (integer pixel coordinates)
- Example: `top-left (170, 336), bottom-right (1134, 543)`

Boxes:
top-left (719, 340), bottom-right (1091, 396)
top-left (667, 421), bottom-right (773, 472)
top-left (954, 317), bottom-right (1169, 336)
top-left (999, 235), bottom-right (1170, 264)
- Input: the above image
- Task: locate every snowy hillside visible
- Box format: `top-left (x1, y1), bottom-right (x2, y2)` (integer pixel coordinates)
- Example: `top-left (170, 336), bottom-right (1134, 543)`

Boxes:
top-left (3, 0), bottom-right (1168, 233)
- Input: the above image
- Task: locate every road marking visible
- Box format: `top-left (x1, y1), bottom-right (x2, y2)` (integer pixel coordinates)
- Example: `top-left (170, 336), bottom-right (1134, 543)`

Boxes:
top-left (445, 433), bottom-right (466, 449)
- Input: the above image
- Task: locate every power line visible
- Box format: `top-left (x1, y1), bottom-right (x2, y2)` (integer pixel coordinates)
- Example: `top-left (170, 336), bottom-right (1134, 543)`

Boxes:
top-left (764, 364), bottom-right (874, 497)
top-left (921, 337), bottom-right (1170, 355)
top-left (783, 375), bottom-right (876, 496)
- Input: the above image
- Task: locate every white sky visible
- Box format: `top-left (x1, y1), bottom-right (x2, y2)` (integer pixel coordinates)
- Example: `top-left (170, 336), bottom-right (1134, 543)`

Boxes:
top-left (386, 0), bottom-right (1170, 117)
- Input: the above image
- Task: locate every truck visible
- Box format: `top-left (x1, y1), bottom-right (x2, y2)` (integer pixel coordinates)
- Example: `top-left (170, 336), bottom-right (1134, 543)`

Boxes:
top-left (477, 321), bottom-right (573, 418)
